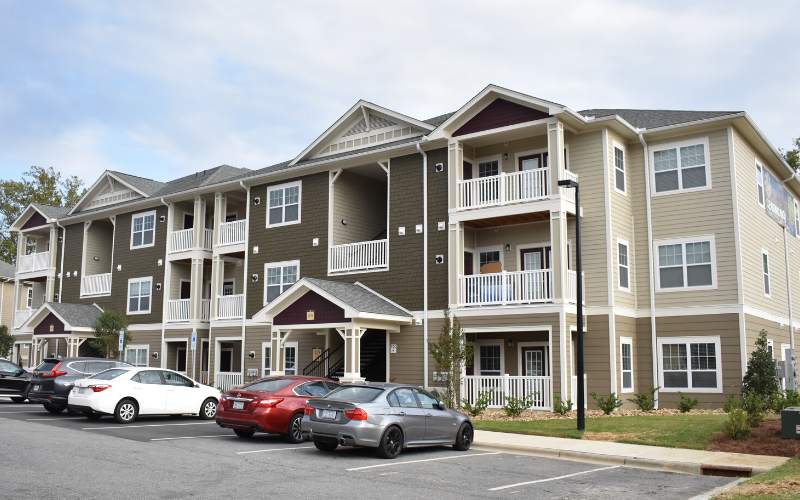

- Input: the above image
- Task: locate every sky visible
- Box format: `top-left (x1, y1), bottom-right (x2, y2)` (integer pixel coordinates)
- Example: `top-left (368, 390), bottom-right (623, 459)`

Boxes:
top-left (0, 0), bottom-right (798, 186)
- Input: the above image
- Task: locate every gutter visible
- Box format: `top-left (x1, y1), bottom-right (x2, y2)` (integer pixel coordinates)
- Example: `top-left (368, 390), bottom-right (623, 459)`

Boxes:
top-left (638, 132), bottom-right (659, 409)
top-left (159, 198), bottom-right (170, 368)
top-left (240, 181), bottom-right (251, 379)
top-left (55, 220), bottom-right (66, 303)
top-left (416, 143), bottom-right (429, 389)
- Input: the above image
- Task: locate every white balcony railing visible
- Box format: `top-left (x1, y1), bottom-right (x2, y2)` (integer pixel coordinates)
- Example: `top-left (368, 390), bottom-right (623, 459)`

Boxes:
top-left (459, 270), bottom-right (552, 306)
top-left (201, 371), bottom-right (209, 385)
top-left (218, 220), bottom-right (246, 246)
top-left (216, 372), bottom-right (243, 392)
top-left (217, 294), bottom-right (244, 320)
top-left (329, 239), bottom-right (388, 273)
top-left (566, 270), bottom-right (586, 304)
top-left (170, 228), bottom-right (194, 253)
top-left (18, 251), bottom-right (51, 273)
top-left (81, 273), bottom-right (112, 296)
top-left (14, 309), bottom-right (34, 329)
top-left (571, 374), bottom-right (588, 410)
top-left (204, 229), bottom-right (213, 251)
top-left (562, 170), bottom-right (578, 203)
top-left (167, 299), bottom-right (191, 322)
top-left (200, 299), bottom-right (210, 321)
top-left (462, 375), bottom-right (552, 410)
top-left (458, 168), bottom-right (550, 210)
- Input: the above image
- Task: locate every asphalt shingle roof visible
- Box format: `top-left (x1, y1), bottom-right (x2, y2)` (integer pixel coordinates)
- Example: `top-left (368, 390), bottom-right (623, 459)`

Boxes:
top-left (31, 203), bottom-right (71, 220)
top-left (423, 112), bottom-right (455, 127)
top-left (0, 261), bottom-right (15, 279)
top-left (578, 109), bottom-right (742, 130)
top-left (304, 278), bottom-right (412, 317)
top-left (45, 302), bottom-right (103, 328)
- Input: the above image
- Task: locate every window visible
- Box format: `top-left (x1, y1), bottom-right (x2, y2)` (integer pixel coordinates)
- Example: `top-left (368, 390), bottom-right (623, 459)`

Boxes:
top-left (294, 381), bottom-right (329, 397)
top-left (131, 211), bottom-right (156, 248)
top-left (242, 378), bottom-right (294, 392)
top-left (134, 370), bottom-right (164, 385)
top-left (658, 337), bottom-right (721, 392)
top-left (414, 389), bottom-right (439, 409)
top-left (262, 344), bottom-right (271, 376)
top-left (756, 163), bottom-right (765, 207)
top-left (655, 237), bottom-right (715, 290)
top-left (618, 238), bottom-right (630, 291)
top-left (225, 213), bottom-right (237, 223)
top-left (479, 251), bottom-right (500, 272)
top-left (389, 388), bottom-right (419, 408)
top-left (652, 139), bottom-right (710, 194)
top-left (767, 339), bottom-right (775, 360)
top-left (620, 337), bottom-right (633, 392)
top-left (614, 143), bottom-right (626, 194)
top-left (128, 277), bottom-right (152, 314)
top-left (222, 280), bottom-right (234, 296)
top-left (88, 368), bottom-right (130, 380)
top-left (478, 160), bottom-right (499, 178)
top-left (284, 342), bottom-right (297, 376)
top-left (267, 181), bottom-right (301, 227)
top-left (479, 345), bottom-right (501, 375)
top-left (762, 250), bottom-right (770, 297)
top-left (162, 371), bottom-right (194, 386)
top-left (795, 199), bottom-right (800, 237)
top-left (265, 261), bottom-right (298, 303)
top-left (125, 346), bottom-right (149, 367)
top-left (26, 287), bottom-right (33, 308)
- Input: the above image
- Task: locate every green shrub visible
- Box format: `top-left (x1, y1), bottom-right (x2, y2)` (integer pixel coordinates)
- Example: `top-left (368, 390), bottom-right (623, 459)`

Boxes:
top-left (552, 394), bottom-right (573, 416)
top-left (503, 394), bottom-right (536, 418)
top-left (741, 390), bottom-right (765, 428)
top-left (723, 409), bottom-right (751, 441)
top-left (723, 393), bottom-right (739, 413)
top-left (627, 385), bottom-right (660, 411)
top-left (742, 330), bottom-right (781, 406)
top-left (590, 392), bottom-right (624, 415)
top-left (676, 392), bottom-right (699, 413)
top-left (462, 389), bottom-right (494, 417)
top-left (770, 390), bottom-right (800, 412)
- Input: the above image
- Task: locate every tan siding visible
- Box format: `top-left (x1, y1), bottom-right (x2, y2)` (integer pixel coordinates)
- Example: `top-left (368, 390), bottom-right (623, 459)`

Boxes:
top-left (169, 262), bottom-right (191, 300)
top-left (332, 170), bottom-right (387, 246)
top-left (615, 315), bottom-right (640, 408)
top-left (744, 314), bottom-right (792, 363)
top-left (583, 314), bottom-right (611, 405)
top-left (0, 281), bottom-right (13, 328)
top-left (474, 221), bottom-right (551, 271)
top-left (629, 144), bottom-right (652, 308)
top-left (84, 220), bottom-right (114, 277)
top-left (473, 136), bottom-right (548, 175)
top-left (608, 130), bottom-right (636, 309)
top-left (127, 329), bottom-right (164, 368)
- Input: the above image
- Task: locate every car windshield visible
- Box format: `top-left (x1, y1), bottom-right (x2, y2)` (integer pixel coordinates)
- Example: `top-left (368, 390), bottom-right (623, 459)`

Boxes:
top-left (324, 386), bottom-right (384, 402)
top-left (89, 369), bottom-right (130, 380)
top-left (241, 378), bottom-right (294, 392)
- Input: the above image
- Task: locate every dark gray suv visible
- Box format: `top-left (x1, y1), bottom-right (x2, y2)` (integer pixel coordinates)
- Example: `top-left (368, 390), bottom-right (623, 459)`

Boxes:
top-left (28, 358), bottom-right (133, 413)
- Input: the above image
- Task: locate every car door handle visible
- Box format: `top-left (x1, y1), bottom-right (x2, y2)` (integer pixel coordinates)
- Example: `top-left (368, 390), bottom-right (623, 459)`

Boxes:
top-left (397, 412), bottom-right (406, 416)
top-left (426, 413), bottom-right (433, 417)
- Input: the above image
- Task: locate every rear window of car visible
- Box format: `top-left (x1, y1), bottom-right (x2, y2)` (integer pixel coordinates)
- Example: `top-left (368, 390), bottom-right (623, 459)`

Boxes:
top-left (241, 378), bottom-right (294, 392)
top-left (85, 361), bottom-right (114, 374)
top-left (89, 369), bottom-right (130, 380)
top-left (35, 362), bottom-right (58, 373)
top-left (67, 362), bottom-right (86, 373)
top-left (324, 386), bottom-right (384, 402)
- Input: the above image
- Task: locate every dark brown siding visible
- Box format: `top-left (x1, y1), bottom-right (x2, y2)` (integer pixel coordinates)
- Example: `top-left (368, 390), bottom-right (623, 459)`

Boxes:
top-left (34, 313), bottom-right (68, 335)
top-left (23, 211), bottom-right (48, 229)
top-left (273, 291), bottom-right (346, 325)
top-left (453, 99), bottom-right (550, 137)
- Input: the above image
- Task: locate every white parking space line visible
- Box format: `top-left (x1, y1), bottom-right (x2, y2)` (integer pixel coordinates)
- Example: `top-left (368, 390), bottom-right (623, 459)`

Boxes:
top-left (488, 465), bottom-right (621, 491)
top-left (27, 417), bottom-right (85, 421)
top-left (151, 435), bottom-right (235, 441)
top-left (0, 411), bottom-right (46, 414)
top-left (83, 422), bottom-right (218, 430)
top-left (346, 452), bottom-right (500, 471)
top-left (237, 446), bottom-right (315, 454)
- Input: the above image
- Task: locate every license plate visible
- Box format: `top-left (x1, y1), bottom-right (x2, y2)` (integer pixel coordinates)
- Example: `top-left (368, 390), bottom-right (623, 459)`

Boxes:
top-left (33, 385), bottom-right (40, 392)
top-left (320, 410), bottom-right (337, 420)
top-left (233, 401), bottom-right (244, 410)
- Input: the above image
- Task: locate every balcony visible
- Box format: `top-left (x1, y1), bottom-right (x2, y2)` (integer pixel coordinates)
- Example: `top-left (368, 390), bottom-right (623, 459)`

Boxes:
top-left (458, 168), bottom-right (551, 211)
top-left (217, 294), bottom-right (244, 320)
top-left (218, 220), bottom-right (246, 246)
top-left (166, 298), bottom-right (211, 322)
top-left (462, 375), bottom-right (552, 410)
top-left (81, 273), bottom-right (112, 296)
top-left (14, 309), bottom-right (33, 329)
top-left (459, 270), bottom-right (553, 306)
top-left (201, 299), bottom-right (210, 321)
top-left (329, 239), bottom-right (388, 273)
top-left (216, 372), bottom-right (243, 391)
top-left (170, 228), bottom-right (213, 253)
top-left (562, 170), bottom-right (578, 203)
top-left (18, 251), bottom-right (50, 274)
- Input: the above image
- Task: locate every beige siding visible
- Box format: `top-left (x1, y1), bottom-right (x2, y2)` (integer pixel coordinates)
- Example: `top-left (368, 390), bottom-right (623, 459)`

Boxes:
top-left (743, 314), bottom-right (792, 363)
top-left (332, 170), bottom-right (387, 246)
top-left (170, 262), bottom-right (191, 299)
top-left (583, 314), bottom-right (612, 402)
top-left (473, 135), bottom-right (548, 175)
top-left (608, 130), bottom-right (636, 309)
top-left (84, 220), bottom-right (114, 277)
top-left (0, 281), bottom-right (13, 328)
top-left (474, 221), bottom-right (551, 271)
top-left (174, 201), bottom-right (195, 231)
top-left (615, 315), bottom-right (640, 408)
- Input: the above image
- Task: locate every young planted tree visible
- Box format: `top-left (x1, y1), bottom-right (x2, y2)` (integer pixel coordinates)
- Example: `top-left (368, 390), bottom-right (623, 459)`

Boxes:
top-left (89, 309), bottom-right (131, 359)
top-left (428, 308), bottom-right (473, 408)
top-left (0, 324), bottom-right (13, 359)
top-left (742, 330), bottom-right (781, 404)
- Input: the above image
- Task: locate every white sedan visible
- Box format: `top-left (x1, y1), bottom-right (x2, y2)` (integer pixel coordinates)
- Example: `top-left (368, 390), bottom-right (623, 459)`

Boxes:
top-left (68, 367), bottom-right (221, 424)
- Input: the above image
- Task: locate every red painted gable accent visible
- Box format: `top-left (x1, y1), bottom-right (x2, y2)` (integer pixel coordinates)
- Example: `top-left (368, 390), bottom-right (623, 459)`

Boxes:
top-left (33, 312), bottom-right (70, 335)
top-left (22, 211), bottom-right (48, 230)
top-left (273, 290), bottom-right (347, 325)
top-left (453, 99), bottom-right (551, 137)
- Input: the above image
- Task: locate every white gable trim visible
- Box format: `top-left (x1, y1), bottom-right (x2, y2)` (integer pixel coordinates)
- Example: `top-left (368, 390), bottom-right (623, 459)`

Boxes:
top-left (9, 204), bottom-right (53, 231)
top-left (69, 171), bottom-right (150, 215)
top-left (18, 303), bottom-right (97, 333)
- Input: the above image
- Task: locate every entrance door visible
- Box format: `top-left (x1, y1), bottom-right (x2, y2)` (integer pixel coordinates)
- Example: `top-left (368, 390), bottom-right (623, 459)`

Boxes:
top-left (521, 347), bottom-right (547, 376)
top-left (176, 348), bottom-right (187, 372)
top-left (180, 281), bottom-right (191, 300)
top-left (183, 213), bottom-right (194, 230)
top-left (220, 349), bottom-right (233, 372)
top-left (520, 247), bottom-right (551, 300)
top-left (463, 161), bottom-right (473, 181)
top-left (464, 252), bottom-right (473, 276)
top-left (284, 342), bottom-right (297, 375)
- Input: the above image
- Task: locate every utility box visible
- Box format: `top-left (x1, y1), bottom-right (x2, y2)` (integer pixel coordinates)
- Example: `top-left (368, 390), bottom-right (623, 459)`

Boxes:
top-left (781, 407), bottom-right (800, 439)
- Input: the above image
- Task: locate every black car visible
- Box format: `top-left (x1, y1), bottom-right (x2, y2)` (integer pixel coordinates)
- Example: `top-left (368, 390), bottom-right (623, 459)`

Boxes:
top-left (0, 358), bottom-right (32, 403)
top-left (28, 358), bottom-right (134, 414)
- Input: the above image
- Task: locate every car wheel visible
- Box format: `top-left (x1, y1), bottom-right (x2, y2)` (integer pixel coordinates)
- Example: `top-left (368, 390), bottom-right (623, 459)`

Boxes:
top-left (10, 397), bottom-right (26, 403)
top-left (44, 404), bottom-right (65, 414)
top-left (84, 412), bottom-right (102, 420)
top-left (313, 439), bottom-right (338, 452)
top-left (199, 398), bottom-right (217, 420)
top-left (234, 428), bottom-right (255, 438)
top-left (376, 426), bottom-right (403, 459)
top-left (453, 422), bottom-right (473, 451)
top-left (114, 399), bottom-right (138, 424)
top-left (286, 413), bottom-right (304, 443)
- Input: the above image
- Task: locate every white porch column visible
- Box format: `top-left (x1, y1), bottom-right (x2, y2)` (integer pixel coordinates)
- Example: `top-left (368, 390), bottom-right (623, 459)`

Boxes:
top-left (547, 120), bottom-right (565, 194)
top-left (45, 276), bottom-right (56, 303)
top-left (338, 326), bottom-right (367, 383)
top-left (270, 328), bottom-right (292, 376)
top-left (210, 255), bottom-right (224, 319)
top-left (213, 192), bottom-right (226, 246)
top-left (190, 257), bottom-right (204, 320)
top-left (48, 225), bottom-right (59, 268)
top-left (193, 196), bottom-right (206, 249)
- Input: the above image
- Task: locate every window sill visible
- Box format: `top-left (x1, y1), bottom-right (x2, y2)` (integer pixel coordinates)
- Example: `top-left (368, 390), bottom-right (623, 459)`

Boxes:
top-left (651, 185), bottom-right (712, 197)
top-left (126, 310), bottom-right (152, 315)
top-left (266, 220), bottom-right (301, 229)
top-left (659, 387), bottom-right (723, 394)
top-left (656, 284), bottom-right (717, 293)
top-left (130, 244), bottom-right (156, 250)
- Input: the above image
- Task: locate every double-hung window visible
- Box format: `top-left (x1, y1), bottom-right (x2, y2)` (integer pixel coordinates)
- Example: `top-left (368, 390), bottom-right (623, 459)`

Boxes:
top-left (479, 345), bottom-right (501, 375)
top-left (478, 160), bottom-right (499, 178)
top-left (652, 139), bottom-right (710, 194)
top-left (264, 261), bottom-right (299, 304)
top-left (131, 211), bottom-right (156, 248)
top-left (267, 181), bottom-right (301, 227)
top-left (762, 249), bottom-right (771, 297)
top-left (756, 163), bottom-right (765, 207)
top-left (614, 143), bottom-right (626, 194)
top-left (658, 336), bottom-right (721, 392)
top-left (125, 346), bottom-right (149, 367)
top-left (620, 337), bottom-right (633, 392)
top-left (26, 287), bottom-right (33, 308)
top-left (618, 238), bottom-right (630, 291)
top-left (128, 277), bottom-right (152, 314)
top-left (656, 237), bottom-right (715, 290)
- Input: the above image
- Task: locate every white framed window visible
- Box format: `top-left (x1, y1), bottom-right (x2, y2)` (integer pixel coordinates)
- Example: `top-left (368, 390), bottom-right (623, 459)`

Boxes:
top-left (620, 337), bottom-right (633, 393)
top-left (478, 344), bottom-right (502, 375)
top-left (755, 163), bottom-right (765, 207)
top-left (127, 277), bottom-right (152, 314)
top-left (617, 238), bottom-right (630, 291)
top-left (767, 339), bottom-right (775, 361)
top-left (26, 287), bottom-right (33, 309)
top-left (651, 138), bottom-right (711, 195)
top-left (225, 212), bottom-right (237, 223)
top-left (654, 235), bottom-right (716, 291)
top-left (264, 260), bottom-right (299, 304)
top-left (262, 342), bottom-right (272, 376)
top-left (222, 280), bottom-right (234, 296)
top-left (613, 141), bottom-right (626, 195)
top-left (794, 198), bottom-right (800, 237)
top-left (284, 341), bottom-right (298, 375)
top-left (267, 181), bottom-right (301, 227)
top-left (130, 211), bottom-right (156, 249)
top-left (762, 249), bottom-right (770, 297)
top-left (658, 336), bottom-right (722, 392)
top-left (478, 159), bottom-right (499, 178)
top-left (125, 345), bottom-right (149, 367)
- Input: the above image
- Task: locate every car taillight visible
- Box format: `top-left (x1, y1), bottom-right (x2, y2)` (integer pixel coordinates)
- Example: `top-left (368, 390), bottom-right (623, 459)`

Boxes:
top-left (41, 362), bottom-right (67, 378)
top-left (255, 398), bottom-right (283, 408)
top-left (304, 406), bottom-right (315, 415)
top-left (220, 396), bottom-right (228, 403)
top-left (89, 384), bottom-right (111, 392)
top-left (344, 408), bottom-right (368, 420)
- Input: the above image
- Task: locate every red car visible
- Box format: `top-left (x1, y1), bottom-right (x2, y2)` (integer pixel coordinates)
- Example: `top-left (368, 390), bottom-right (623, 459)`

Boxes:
top-left (216, 376), bottom-right (340, 443)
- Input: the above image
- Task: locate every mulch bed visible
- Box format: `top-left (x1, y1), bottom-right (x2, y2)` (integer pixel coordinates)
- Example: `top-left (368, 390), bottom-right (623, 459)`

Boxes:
top-left (708, 419), bottom-right (800, 458)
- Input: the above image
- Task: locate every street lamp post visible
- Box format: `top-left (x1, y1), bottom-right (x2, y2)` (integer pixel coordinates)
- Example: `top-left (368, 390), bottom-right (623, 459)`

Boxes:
top-left (558, 179), bottom-right (584, 431)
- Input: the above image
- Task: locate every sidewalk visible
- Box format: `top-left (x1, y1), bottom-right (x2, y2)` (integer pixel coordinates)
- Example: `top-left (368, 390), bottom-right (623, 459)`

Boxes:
top-left (472, 430), bottom-right (788, 477)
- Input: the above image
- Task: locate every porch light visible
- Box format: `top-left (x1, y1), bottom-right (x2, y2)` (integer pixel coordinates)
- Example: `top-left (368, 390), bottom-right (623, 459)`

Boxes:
top-left (503, 153), bottom-right (508, 160)
top-left (508, 340), bottom-right (514, 347)
top-left (93, 256), bottom-right (99, 261)
top-left (505, 244), bottom-right (510, 252)
top-left (252, 274), bottom-right (259, 282)
top-left (341, 219), bottom-right (347, 225)
top-left (249, 351), bottom-right (255, 358)
top-left (152, 352), bottom-right (159, 359)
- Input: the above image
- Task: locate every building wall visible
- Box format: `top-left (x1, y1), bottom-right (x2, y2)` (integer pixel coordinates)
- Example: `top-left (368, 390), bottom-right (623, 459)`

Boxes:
top-left (332, 170), bottom-right (387, 245)
top-left (84, 220), bottom-right (114, 277)
top-left (0, 281), bottom-right (14, 328)
top-left (127, 329), bottom-right (164, 368)
top-left (607, 130), bottom-right (636, 310)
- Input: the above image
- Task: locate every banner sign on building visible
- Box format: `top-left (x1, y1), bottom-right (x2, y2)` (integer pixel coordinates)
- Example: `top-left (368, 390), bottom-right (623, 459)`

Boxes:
top-left (763, 169), bottom-right (797, 237)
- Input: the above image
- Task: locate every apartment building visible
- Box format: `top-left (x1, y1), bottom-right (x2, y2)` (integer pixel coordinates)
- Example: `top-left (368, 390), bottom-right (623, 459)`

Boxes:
top-left (7, 85), bottom-right (797, 409)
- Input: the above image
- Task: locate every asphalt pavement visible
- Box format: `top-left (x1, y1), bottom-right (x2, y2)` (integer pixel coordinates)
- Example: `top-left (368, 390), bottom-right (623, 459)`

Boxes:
top-left (0, 400), bottom-right (737, 499)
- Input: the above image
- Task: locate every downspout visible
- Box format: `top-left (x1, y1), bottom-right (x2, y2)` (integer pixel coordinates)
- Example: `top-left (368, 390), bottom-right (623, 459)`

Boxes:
top-left (782, 172), bottom-right (798, 351)
top-left (240, 181), bottom-right (251, 378)
top-left (160, 198), bottom-right (170, 367)
top-left (55, 220), bottom-right (66, 303)
top-left (638, 132), bottom-right (659, 409)
top-left (416, 143), bottom-right (429, 388)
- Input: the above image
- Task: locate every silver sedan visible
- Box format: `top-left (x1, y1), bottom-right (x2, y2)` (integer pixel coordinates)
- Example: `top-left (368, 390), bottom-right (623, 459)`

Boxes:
top-left (301, 383), bottom-right (473, 459)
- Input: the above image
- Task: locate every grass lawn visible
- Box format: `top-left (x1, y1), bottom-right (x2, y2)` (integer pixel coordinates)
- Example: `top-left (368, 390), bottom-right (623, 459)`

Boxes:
top-left (473, 414), bottom-right (730, 450)
top-left (717, 458), bottom-right (800, 499)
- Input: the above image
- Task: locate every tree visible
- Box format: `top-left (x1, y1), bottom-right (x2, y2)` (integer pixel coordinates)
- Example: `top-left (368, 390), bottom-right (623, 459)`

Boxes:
top-left (741, 330), bottom-right (781, 402)
top-left (428, 308), bottom-right (473, 408)
top-left (0, 325), bottom-right (13, 360)
top-left (0, 166), bottom-right (86, 265)
top-left (89, 309), bottom-right (131, 359)
top-left (782, 136), bottom-right (800, 171)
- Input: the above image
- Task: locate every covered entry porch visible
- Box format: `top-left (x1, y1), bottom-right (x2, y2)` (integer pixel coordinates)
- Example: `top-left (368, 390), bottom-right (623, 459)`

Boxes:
top-left (16, 302), bottom-right (103, 366)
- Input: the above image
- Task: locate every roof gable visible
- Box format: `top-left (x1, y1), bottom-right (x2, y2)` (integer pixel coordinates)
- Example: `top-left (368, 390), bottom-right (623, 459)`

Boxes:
top-left (9, 203), bottom-right (69, 231)
top-left (69, 171), bottom-right (159, 214)
top-left (453, 98), bottom-right (551, 137)
top-left (20, 302), bottom-right (102, 333)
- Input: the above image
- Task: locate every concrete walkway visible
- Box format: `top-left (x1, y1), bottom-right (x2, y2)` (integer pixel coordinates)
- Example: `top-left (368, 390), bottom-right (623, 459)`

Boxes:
top-left (472, 430), bottom-right (788, 476)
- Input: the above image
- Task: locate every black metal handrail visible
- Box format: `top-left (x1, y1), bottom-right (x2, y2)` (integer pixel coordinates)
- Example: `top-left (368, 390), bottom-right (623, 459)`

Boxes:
top-left (302, 344), bottom-right (342, 377)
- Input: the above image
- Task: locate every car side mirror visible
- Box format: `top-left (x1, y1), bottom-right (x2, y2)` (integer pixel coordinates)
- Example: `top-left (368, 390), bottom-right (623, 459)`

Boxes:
top-left (437, 402), bottom-right (447, 411)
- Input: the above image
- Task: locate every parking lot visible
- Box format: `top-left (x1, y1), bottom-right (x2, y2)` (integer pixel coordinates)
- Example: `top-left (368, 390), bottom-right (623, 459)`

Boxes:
top-left (0, 399), bottom-right (736, 499)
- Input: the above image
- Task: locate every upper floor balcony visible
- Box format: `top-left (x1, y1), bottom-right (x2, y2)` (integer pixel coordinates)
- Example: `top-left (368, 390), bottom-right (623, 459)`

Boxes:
top-left (217, 219), bottom-right (247, 247)
top-left (170, 228), bottom-right (213, 253)
top-left (457, 167), bottom-right (577, 211)
top-left (458, 269), bottom-right (580, 307)
top-left (18, 251), bottom-right (51, 274)
top-left (329, 239), bottom-right (388, 273)
top-left (81, 273), bottom-right (112, 296)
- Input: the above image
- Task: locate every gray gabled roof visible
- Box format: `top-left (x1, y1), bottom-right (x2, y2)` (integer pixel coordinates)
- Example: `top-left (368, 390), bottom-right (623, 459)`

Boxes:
top-left (304, 278), bottom-right (412, 317)
top-left (45, 302), bottom-right (103, 328)
top-left (0, 261), bottom-right (15, 279)
top-left (579, 109), bottom-right (742, 130)
top-left (423, 112), bottom-right (456, 127)
top-left (31, 203), bottom-right (71, 220)
top-left (109, 171), bottom-right (167, 196)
